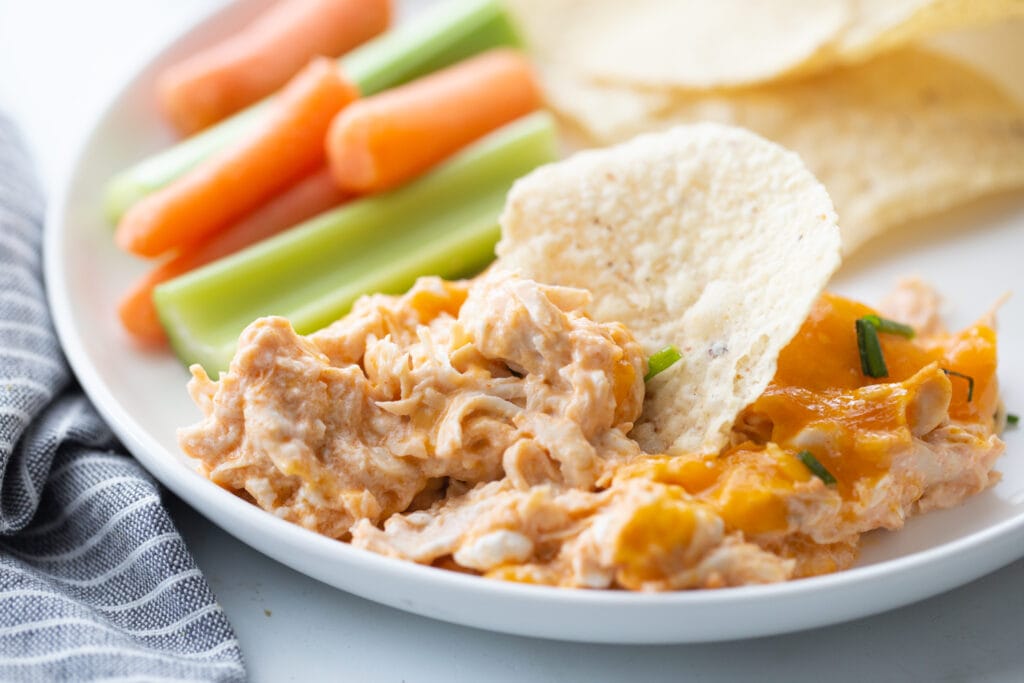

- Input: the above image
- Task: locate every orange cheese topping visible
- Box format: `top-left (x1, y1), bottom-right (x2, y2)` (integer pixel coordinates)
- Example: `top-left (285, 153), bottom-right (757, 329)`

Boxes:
top-left (612, 485), bottom-right (701, 586)
top-left (709, 445), bottom-right (814, 534)
top-left (774, 293), bottom-right (998, 419)
top-left (407, 280), bottom-right (469, 323)
top-left (774, 294), bottom-right (932, 390)
top-left (616, 444), bottom-right (812, 536)
top-left (483, 565), bottom-right (544, 584)
top-left (745, 293), bottom-right (998, 497)
top-left (612, 354), bottom-right (638, 409)
top-left (615, 292), bottom-right (999, 541)
top-left (748, 370), bottom-right (945, 497)
top-left (928, 324), bottom-right (999, 423)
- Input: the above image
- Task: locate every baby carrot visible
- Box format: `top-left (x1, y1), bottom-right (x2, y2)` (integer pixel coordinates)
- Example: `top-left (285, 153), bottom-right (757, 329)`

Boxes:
top-left (104, 0), bottom-right (522, 222)
top-left (118, 167), bottom-right (348, 346)
top-left (158, 0), bottom-right (390, 134)
top-left (155, 112), bottom-right (558, 372)
top-left (116, 57), bottom-right (358, 259)
top-left (326, 48), bottom-right (542, 193)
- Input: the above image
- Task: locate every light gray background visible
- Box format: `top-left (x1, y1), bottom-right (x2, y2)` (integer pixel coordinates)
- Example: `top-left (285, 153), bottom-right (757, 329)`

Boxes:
top-left (2, 1), bottom-right (1023, 681)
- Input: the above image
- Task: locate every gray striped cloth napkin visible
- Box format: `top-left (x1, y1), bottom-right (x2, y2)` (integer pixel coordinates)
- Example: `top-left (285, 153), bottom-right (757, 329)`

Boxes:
top-left (0, 116), bottom-right (246, 681)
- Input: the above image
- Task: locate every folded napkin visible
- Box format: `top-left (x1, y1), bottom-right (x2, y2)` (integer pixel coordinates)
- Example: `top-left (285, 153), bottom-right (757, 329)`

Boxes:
top-left (0, 116), bottom-right (245, 681)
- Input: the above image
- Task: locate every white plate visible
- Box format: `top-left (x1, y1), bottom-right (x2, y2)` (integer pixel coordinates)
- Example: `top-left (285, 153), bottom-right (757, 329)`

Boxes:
top-left (44, 1), bottom-right (1024, 644)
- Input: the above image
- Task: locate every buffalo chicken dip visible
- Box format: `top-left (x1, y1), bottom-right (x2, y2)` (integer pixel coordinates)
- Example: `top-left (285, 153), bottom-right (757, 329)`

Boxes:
top-left (180, 272), bottom-right (1003, 590)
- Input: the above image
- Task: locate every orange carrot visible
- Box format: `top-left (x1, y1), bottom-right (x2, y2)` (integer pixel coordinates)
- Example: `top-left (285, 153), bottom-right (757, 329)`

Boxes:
top-left (118, 167), bottom-right (349, 345)
top-left (117, 57), bottom-right (358, 259)
top-left (158, 0), bottom-right (390, 134)
top-left (326, 48), bottom-right (542, 194)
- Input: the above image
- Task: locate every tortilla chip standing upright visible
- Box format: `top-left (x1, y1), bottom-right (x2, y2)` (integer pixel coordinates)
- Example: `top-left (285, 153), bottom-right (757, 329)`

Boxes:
top-left (496, 124), bottom-right (842, 456)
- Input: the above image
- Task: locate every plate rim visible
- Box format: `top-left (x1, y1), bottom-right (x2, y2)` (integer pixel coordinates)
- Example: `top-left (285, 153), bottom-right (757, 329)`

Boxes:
top-left (41, 0), bottom-right (1024, 644)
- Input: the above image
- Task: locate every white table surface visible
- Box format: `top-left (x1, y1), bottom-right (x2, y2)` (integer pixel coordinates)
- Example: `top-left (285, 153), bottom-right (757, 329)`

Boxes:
top-left (3, 1), bottom-right (1024, 681)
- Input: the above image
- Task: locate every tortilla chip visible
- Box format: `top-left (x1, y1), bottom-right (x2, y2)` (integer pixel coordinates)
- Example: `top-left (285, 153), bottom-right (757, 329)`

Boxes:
top-left (496, 124), bottom-right (841, 456)
top-left (544, 48), bottom-right (1024, 254)
top-left (506, 0), bottom-right (1024, 90)
top-left (834, 0), bottom-right (1024, 63)
top-left (506, 0), bottom-right (848, 90)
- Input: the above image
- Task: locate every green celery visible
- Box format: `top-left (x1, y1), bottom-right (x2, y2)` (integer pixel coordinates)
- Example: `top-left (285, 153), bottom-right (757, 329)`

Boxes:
top-left (104, 104), bottom-right (268, 223)
top-left (103, 0), bottom-right (522, 222)
top-left (343, 0), bottom-right (522, 97)
top-left (153, 112), bottom-right (557, 373)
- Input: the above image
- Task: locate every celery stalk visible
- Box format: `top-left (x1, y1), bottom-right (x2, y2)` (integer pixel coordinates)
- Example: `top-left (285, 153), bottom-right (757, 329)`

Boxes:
top-left (104, 104), bottom-right (268, 223)
top-left (103, 0), bottom-right (522, 222)
top-left (153, 112), bottom-right (557, 373)
top-left (343, 0), bottom-right (521, 96)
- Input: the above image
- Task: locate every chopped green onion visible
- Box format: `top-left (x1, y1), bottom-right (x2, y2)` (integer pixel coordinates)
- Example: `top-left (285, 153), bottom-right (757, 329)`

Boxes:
top-left (942, 369), bottom-right (975, 402)
top-left (797, 451), bottom-right (837, 486)
top-left (862, 314), bottom-right (915, 339)
top-left (855, 318), bottom-right (888, 378)
top-left (644, 345), bottom-right (682, 381)
top-left (1007, 413), bottom-right (1019, 426)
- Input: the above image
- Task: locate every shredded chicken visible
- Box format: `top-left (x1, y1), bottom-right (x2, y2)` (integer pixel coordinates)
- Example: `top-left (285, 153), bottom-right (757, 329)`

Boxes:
top-left (181, 276), bottom-right (1004, 590)
top-left (180, 272), bottom-right (645, 539)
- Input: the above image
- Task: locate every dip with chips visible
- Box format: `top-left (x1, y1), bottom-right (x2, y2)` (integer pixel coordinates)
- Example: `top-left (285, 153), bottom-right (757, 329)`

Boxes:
top-left (179, 125), bottom-right (1005, 590)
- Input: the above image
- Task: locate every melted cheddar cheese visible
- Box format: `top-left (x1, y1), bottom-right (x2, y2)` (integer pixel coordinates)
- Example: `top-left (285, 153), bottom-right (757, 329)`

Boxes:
top-left (746, 293), bottom-right (998, 499)
top-left (605, 290), bottom-right (1002, 579)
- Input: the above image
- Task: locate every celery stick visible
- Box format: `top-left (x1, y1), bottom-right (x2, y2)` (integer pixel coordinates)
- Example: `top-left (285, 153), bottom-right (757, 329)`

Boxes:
top-left (153, 112), bottom-right (557, 373)
top-left (103, 0), bottom-right (522, 222)
top-left (104, 104), bottom-right (268, 223)
top-left (344, 0), bottom-right (521, 96)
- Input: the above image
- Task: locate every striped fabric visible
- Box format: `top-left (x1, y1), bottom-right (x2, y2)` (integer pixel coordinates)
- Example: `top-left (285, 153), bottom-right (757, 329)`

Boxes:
top-left (0, 116), bottom-right (245, 681)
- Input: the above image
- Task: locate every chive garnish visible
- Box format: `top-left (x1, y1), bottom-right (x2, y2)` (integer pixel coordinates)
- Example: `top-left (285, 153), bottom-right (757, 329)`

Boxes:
top-left (1007, 413), bottom-right (1020, 426)
top-left (644, 345), bottom-right (682, 381)
top-left (942, 369), bottom-right (975, 402)
top-left (855, 318), bottom-right (888, 378)
top-left (797, 451), bottom-right (837, 486)
top-left (862, 314), bottom-right (915, 339)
